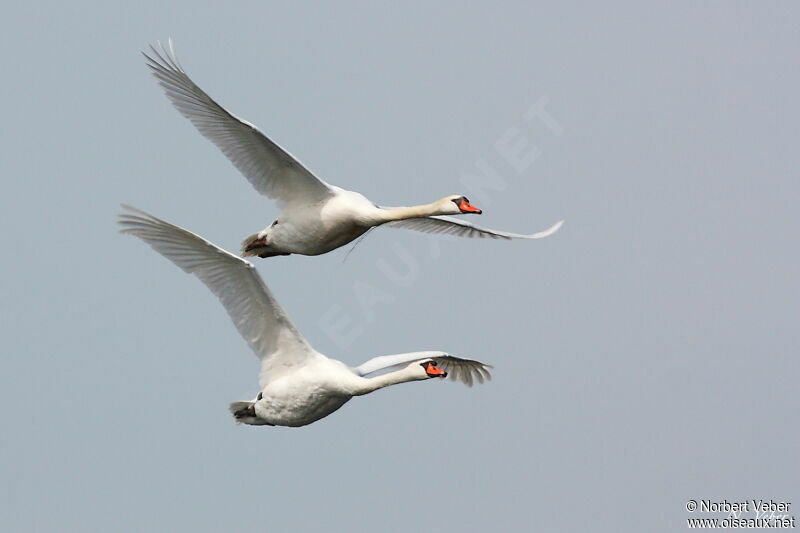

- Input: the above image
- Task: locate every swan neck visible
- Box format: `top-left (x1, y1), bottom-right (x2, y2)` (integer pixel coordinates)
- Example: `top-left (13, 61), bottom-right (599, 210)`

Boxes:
top-left (353, 368), bottom-right (422, 395)
top-left (378, 204), bottom-right (439, 222)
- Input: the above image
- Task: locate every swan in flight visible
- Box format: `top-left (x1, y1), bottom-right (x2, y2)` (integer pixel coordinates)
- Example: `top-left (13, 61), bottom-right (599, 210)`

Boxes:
top-left (119, 206), bottom-right (493, 427)
top-left (143, 40), bottom-right (564, 258)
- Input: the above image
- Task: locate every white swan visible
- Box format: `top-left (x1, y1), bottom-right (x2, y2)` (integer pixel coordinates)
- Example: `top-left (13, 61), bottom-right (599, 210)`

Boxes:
top-left (119, 206), bottom-right (492, 427)
top-left (144, 40), bottom-right (564, 259)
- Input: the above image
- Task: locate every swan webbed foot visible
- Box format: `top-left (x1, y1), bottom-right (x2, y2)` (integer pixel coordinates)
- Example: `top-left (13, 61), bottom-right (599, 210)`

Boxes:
top-left (243, 236), bottom-right (268, 253)
top-left (257, 251), bottom-right (291, 258)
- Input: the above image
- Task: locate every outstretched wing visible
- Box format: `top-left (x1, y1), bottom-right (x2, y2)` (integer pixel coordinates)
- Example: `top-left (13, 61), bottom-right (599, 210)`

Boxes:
top-left (385, 216), bottom-right (564, 240)
top-left (355, 351), bottom-right (493, 387)
top-left (118, 206), bottom-right (315, 380)
top-left (144, 39), bottom-right (334, 207)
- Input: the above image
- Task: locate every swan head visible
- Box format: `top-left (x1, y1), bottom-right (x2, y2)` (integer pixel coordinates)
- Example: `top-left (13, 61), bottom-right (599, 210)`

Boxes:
top-left (417, 359), bottom-right (448, 379)
top-left (435, 195), bottom-right (483, 215)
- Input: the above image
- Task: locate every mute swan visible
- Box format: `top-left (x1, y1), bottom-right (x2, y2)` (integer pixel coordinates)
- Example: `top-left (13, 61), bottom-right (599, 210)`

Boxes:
top-left (144, 40), bottom-right (564, 259)
top-left (119, 206), bottom-right (492, 427)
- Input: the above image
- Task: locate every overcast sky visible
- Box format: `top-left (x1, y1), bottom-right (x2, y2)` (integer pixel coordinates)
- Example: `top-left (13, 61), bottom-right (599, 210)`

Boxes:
top-left (1, 2), bottom-right (798, 532)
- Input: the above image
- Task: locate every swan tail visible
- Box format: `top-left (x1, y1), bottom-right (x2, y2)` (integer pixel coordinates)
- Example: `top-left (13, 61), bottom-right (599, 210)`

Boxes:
top-left (240, 233), bottom-right (291, 259)
top-left (240, 233), bottom-right (265, 257)
top-left (229, 401), bottom-right (273, 426)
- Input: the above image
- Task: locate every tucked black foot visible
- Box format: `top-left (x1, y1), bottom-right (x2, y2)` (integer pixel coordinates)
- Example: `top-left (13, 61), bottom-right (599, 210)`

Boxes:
top-left (244, 236), bottom-right (268, 253)
top-left (233, 404), bottom-right (256, 419)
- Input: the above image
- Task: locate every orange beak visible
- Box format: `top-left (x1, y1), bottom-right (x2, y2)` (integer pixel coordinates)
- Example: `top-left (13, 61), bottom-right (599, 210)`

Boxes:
top-left (425, 363), bottom-right (447, 378)
top-left (457, 198), bottom-right (482, 214)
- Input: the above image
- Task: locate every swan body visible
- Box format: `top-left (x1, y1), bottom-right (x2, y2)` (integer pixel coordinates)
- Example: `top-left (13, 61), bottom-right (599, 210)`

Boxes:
top-left (119, 206), bottom-right (492, 427)
top-left (144, 40), bottom-right (563, 259)
top-left (243, 188), bottom-right (374, 257)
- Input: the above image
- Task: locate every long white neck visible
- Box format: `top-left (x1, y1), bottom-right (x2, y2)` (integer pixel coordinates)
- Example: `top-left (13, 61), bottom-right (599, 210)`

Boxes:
top-left (351, 367), bottom-right (426, 396)
top-left (374, 203), bottom-right (443, 223)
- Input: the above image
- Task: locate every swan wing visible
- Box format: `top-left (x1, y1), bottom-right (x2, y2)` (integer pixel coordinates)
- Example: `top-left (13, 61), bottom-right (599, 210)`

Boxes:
top-left (355, 351), bottom-right (493, 387)
top-left (144, 40), bottom-right (334, 207)
top-left (118, 206), bottom-right (314, 376)
top-left (385, 216), bottom-right (563, 240)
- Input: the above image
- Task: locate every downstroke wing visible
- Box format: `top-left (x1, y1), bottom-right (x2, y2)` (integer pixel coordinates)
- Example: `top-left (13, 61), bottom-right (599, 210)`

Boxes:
top-left (385, 216), bottom-right (564, 240)
top-left (355, 351), bottom-right (493, 387)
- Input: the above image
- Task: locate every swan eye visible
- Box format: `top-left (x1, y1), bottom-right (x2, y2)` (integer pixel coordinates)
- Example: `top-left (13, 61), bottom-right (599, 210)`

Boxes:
top-left (430, 360), bottom-right (438, 367)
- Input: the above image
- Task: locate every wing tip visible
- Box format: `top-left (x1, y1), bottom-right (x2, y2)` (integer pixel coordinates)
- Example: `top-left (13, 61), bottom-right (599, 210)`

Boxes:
top-left (143, 37), bottom-right (184, 73)
top-left (527, 219), bottom-right (564, 239)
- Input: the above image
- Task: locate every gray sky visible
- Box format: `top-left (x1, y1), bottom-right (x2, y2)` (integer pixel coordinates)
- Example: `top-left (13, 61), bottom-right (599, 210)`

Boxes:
top-left (2, 2), bottom-right (798, 532)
